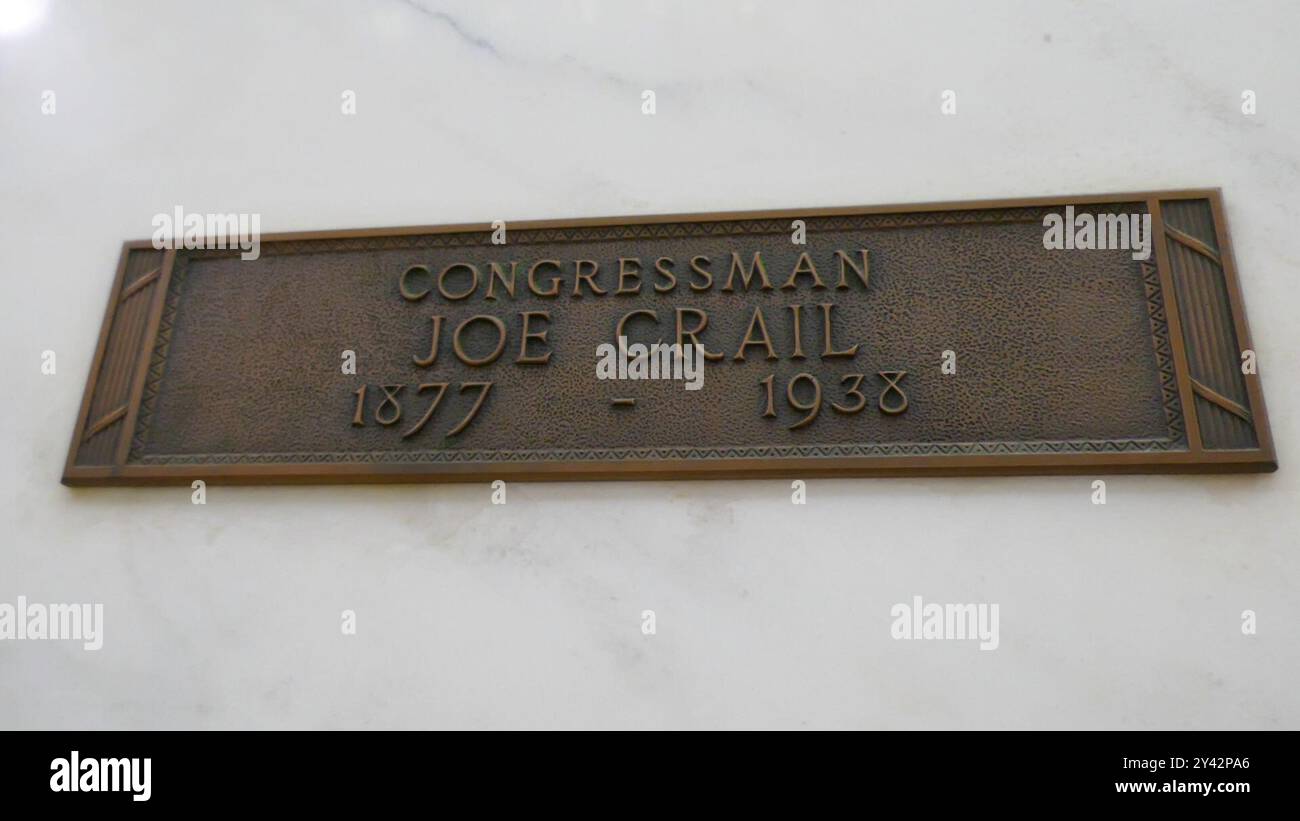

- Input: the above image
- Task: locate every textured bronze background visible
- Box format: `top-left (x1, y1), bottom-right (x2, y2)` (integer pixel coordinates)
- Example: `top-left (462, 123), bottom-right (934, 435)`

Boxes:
top-left (63, 190), bottom-right (1275, 485)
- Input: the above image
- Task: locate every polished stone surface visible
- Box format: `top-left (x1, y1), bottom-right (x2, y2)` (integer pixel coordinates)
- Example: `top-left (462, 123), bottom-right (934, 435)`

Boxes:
top-left (1, 0), bottom-right (1297, 728)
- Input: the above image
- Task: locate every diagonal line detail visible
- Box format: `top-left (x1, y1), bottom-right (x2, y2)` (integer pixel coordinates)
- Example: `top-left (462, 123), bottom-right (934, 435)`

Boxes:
top-left (83, 405), bottom-right (127, 441)
top-left (1190, 379), bottom-right (1252, 423)
top-left (1164, 225), bottom-right (1222, 265)
top-left (119, 268), bottom-right (161, 301)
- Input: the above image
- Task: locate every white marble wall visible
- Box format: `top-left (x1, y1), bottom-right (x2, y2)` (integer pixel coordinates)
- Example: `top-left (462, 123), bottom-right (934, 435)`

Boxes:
top-left (1, 0), bottom-right (1297, 729)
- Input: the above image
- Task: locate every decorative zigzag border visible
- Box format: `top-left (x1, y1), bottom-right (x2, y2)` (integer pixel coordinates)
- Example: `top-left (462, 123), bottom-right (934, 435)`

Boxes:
top-left (251, 207), bottom-right (1063, 257)
top-left (138, 437), bottom-right (1181, 466)
top-left (131, 205), bottom-right (1186, 465)
top-left (1141, 259), bottom-right (1185, 443)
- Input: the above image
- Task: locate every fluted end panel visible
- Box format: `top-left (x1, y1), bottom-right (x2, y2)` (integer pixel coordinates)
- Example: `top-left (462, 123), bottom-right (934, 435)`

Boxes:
top-left (1162, 199), bottom-right (1257, 451)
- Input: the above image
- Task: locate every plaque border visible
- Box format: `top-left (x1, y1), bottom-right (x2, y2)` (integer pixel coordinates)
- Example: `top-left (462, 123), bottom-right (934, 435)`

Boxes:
top-left (63, 189), bottom-right (1277, 485)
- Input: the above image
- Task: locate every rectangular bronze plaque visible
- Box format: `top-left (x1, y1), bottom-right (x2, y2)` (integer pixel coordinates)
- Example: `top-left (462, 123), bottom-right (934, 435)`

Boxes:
top-left (64, 190), bottom-right (1275, 485)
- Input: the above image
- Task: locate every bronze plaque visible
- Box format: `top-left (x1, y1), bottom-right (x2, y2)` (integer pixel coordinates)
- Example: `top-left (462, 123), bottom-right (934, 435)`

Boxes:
top-left (63, 190), bottom-right (1275, 485)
